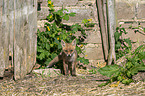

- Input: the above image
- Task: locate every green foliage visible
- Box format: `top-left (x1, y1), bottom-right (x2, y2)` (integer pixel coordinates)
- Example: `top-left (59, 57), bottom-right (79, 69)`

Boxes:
top-left (82, 19), bottom-right (95, 27)
top-left (89, 68), bottom-right (97, 74)
top-left (98, 25), bottom-right (145, 86)
top-left (98, 64), bottom-right (120, 77)
top-left (37, 0), bottom-right (94, 67)
top-left (114, 25), bottom-right (132, 60)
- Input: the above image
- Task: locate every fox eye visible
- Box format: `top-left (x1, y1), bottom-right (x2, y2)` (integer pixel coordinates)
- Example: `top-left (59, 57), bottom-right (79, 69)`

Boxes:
top-left (65, 50), bottom-right (68, 52)
top-left (70, 50), bottom-right (73, 52)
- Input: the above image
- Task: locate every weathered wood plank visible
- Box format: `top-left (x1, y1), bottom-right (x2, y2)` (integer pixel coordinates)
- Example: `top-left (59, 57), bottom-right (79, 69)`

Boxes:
top-left (8, 0), bottom-right (14, 68)
top-left (5, 0), bottom-right (10, 69)
top-left (14, 0), bottom-right (37, 80)
top-left (14, 0), bottom-right (26, 79)
top-left (0, 0), bottom-right (37, 79)
top-left (26, 0), bottom-right (37, 74)
top-left (0, 0), bottom-right (5, 77)
top-left (0, 0), bottom-right (9, 77)
top-left (14, 0), bottom-right (21, 79)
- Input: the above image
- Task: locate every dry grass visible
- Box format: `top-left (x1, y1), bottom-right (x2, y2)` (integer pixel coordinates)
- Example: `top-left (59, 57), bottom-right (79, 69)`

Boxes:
top-left (0, 66), bottom-right (145, 95)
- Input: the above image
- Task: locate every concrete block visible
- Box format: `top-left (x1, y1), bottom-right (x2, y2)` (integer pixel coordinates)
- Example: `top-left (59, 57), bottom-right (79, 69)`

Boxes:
top-left (62, 6), bottom-right (95, 23)
top-left (41, 0), bottom-right (78, 7)
top-left (119, 22), bottom-right (138, 28)
top-left (84, 44), bottom-right (104, 60)
top-left (122, 29), bottom-right (145, 44)
top-left (85, 31), bottom-right (101, 44)
top-left (37, 20), bottom-right (47, 28)
top-left (41, 0), bottom-right (48, 7)
top-left (37, 6), bottom-right (96, 23)
top-left (140, 22), bottom-right (145, 27)
top-left (37, 20), bottom-right (47, 32)
top-left (52, 0), bottom-right (78, 7)
top-left (116, 2), bottom-right (135, 20)
top-left (37, 7), bottom-right (50, 20)
top-left (137, 4), bottom-right (145, 19)
top-left (32, 68), bottom-right (61, 77)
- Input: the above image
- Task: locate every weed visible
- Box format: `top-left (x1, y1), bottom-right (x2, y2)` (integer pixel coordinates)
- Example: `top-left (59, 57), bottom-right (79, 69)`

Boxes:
top-left (98, 26), bottom-right (145, 86)
top-left (37, 0), bottom-right (95, 68)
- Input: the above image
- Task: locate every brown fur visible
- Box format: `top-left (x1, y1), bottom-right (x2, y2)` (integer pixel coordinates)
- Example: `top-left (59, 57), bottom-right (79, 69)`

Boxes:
top-left (47, 40), bottom-right (77, 76)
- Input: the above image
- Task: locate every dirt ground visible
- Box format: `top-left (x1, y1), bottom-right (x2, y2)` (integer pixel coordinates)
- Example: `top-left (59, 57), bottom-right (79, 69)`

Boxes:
top-left (0, 67), bottom-right (145, 96)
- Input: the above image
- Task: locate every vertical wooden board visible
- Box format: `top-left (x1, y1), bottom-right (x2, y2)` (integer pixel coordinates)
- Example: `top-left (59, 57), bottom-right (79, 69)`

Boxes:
top-left (8, 0), bottom-right (14, 67)
top-left (26, 0), bottom-right (37, 73)
top-left (14, 0), bottom-right (37, 80)
top-left (0, 0), bottom-right (4, 77)
top-left (5, 0), bottom-right (10, 69)
top-left (0, 0), bottom-right (9, 77)
top-left (19, 0), bottom-right (28, 79)
top-left (14, 0), bottom-right (23, 79)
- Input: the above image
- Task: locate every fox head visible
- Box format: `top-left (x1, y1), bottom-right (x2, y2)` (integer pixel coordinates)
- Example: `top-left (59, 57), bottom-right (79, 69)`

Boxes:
top-left (61, 39), bottom-right (76, 56)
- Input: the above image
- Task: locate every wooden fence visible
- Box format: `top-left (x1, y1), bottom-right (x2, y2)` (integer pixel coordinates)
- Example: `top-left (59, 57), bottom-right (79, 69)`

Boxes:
top-left (0, 0), bottom-right (37, 80)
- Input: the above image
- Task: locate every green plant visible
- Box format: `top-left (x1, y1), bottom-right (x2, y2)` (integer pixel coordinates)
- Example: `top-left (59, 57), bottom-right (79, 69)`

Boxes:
top-left (82, 19), bottom-right (95, 27)
top-left (114, 25), bottom-right (133, 60)
top-left (129, 24), bottom-right (145, 36)
top-left (41, 70), bottom-right (45, 78)
top-left (98, 25), bottom-right (145, 86)
top-left (37, 0), bottom-right (94, 68)
top-left (89, 68), bottom-right (97, 74)
top-left (98, 44), bottom-right (145, 86)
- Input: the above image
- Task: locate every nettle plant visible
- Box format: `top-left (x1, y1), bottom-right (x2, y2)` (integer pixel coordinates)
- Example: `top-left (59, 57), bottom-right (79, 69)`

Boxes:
top-left (37, 0), bottom-right (94, 68)
top-left (98, 26), bottom-right (145, 86)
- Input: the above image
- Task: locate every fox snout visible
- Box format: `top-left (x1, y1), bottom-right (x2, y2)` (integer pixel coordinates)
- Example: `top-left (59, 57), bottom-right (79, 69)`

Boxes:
top-left (64, 50), bottom-right (74, 56)
top-left (66, 53), bottom-right (72, 56)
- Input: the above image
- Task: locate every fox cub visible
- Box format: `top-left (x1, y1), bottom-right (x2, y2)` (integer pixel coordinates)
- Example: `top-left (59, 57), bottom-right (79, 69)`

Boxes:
top-left (47, 39), bottom-right (77, 76)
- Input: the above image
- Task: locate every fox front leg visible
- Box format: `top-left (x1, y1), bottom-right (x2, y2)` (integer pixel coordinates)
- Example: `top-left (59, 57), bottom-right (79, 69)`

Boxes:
top-left (63, 61), bottom-right (69, 75)
top-left (71, 62), bottom-right (76, 76)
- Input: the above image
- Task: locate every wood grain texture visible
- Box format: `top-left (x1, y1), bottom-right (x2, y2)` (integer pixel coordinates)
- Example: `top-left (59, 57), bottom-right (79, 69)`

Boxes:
top-left (14, 0), bottom-right (37, 80)
top-left (0, 0), bottom-right (9, 77)
top-left (0, 0), bottom-right (37, 79)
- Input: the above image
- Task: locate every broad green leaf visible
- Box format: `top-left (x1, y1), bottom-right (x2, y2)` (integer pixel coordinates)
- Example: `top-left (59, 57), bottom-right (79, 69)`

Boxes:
top-left (51, 53), bottom-right (57, 59)
top-left (50, 44), bottom-right (54, 47)
top-left (54, 38), bottom-right (59, 44)
top-left (127, 71), bottom-right (131, 78)
top-left (64, 9), bottom-right (68, 12)
top-left (130, 66), bottom-right (145, 76)
top-left (39, 53), bottom-right (45, 60)
top-left (69, 12), bottom-right (76, 17)
top-left (114, 32), bottom-right (120, 41)
top-left (122, 79), bottom-right (132, 85)
top-left (63, 14), bottom-right (69, 21)
top-left (132, 45), bottom-right (144, 55)
top-left (58, 43), bottom-right (62, 49)
top-left (57, 10), bottom-right (63, 16)
top-left (82, 19), bottom-right (88, 24)
top-left (46, 43), bottom-right (50, 50)
top-left (45, 58), bottom-right (52, 65)
top-left (85, 23), bottom-right (95, 27)
top-left (144, 28), bottom-right (145, 32)
top-left (98, 65), bottom-right (120, 77)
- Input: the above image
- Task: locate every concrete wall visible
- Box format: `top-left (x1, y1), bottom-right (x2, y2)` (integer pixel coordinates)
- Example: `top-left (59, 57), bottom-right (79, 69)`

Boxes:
top-left (37, 0), bottom-right (145, 64)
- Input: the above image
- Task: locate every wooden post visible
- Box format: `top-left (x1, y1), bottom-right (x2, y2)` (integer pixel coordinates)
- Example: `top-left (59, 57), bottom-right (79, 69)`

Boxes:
top-left (107, 0), bottom-right (116, 65)
top-left (96, 0), bottom-right (108, 61)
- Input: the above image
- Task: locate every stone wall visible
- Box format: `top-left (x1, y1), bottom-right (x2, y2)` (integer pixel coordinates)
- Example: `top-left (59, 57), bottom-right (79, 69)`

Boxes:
top-left (37, 0), bottom-right (145, 63)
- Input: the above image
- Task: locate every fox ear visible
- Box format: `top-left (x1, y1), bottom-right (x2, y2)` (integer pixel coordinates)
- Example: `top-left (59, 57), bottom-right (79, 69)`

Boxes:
top-left (61, 40), bottom-right (65, 47)
top-left (72, 39), bottom-right (76, 46)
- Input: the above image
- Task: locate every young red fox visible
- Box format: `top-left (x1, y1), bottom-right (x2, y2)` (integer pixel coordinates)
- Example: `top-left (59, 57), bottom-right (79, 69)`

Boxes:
top-left (47, 39), bottom-right (77, 76)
